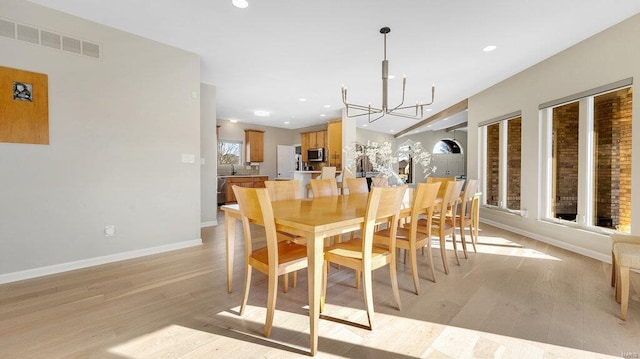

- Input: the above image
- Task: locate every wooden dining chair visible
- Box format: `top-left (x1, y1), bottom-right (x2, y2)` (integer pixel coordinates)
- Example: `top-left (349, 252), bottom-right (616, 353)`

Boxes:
top-left (306, 166), bottom-right (337, 197)
top-left (426, 176), bottom-right (456, 200)
top-left (310, 178), bottom-right (339, 198)
top-left (264, 180), bottom-right (304, 291)
top-left (345, 177), bottom-right (369, 194)
top-left (232, 185), bottom-right (308, 338)
top-left (415, 180), bottom-right (464, 275)
top-left (452, 179), bottom-right (478, 258)
top-left (321, 185), bottom-right (407, 329)
top-left (374, 182), bottom-right (441, 294)
top-left (265, 179), bottom-right (301, 201)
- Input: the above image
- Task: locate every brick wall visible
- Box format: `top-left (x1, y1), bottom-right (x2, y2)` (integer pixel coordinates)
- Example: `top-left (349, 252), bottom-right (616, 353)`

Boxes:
top-left (594, 87), bottom-right (632, 231)
top-left (552, 102), bottom-right (579, 220)
top-left (506, 118), bottom-right (522, 210)
top-left (486, 123), bottom-right (500, 206)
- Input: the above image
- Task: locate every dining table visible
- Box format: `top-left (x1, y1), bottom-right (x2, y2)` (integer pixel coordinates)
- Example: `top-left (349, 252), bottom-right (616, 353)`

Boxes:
top-left (220, 189), bottom-right (415, 355)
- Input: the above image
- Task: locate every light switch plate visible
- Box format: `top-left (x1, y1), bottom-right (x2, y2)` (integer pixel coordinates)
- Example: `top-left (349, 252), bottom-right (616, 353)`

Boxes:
top-left (181, 154), bottom-right (196, 163)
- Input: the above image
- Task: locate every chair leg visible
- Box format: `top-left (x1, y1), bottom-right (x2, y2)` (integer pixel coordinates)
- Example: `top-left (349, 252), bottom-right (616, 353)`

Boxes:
top-left (355, 269), bottom-right (361, 289)
top-left (616, 263), bottom-right (622, 303)
top-left (620, 266), bottom-right (630, 320)
top-left (409, 245), bottom-right (420, 295)
top-left (362, 267), bottom-right (374, 330)
top-left (282, 273), bottom-right (289, 293)
top-left (389, 259), bottom-right (402, 311)
top-left (240, 265), bottom-right (252, 316)
top-left (469, 222), bottom-right (477, 253)
top-left (611, 251), bottom-right (616, 287)
top-left (440, 234), bottom-right (449, 275)
top-left (292, 271), bottom-right (297, 288)
top-left (426, 240), bottom-right (436, 283)
top-left (451, 231), bottom-right (461, 266)
top-left (264, 270), bottom-right (278, 337)
top-left (321, 261), bottom-right (328, 313)
top-left (459, 219), bottom-right (468, 259)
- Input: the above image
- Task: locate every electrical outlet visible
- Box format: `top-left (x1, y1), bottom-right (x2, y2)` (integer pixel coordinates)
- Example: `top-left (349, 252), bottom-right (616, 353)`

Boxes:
top-left (104, 225), bottom-right (116, 237)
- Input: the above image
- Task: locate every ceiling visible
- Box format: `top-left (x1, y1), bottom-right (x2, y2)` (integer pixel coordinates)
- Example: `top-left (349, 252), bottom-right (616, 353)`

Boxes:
top-left (27, 0), bottom-right (640, 135)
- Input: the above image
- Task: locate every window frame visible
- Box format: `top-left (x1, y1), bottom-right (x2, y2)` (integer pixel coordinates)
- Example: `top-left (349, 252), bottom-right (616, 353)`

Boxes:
top-left (540, 82), bottom-right (632, 234)
top-left (479, 112), bottom-right (523, 214)
top-left (217, 139), bottom-right (243, 166)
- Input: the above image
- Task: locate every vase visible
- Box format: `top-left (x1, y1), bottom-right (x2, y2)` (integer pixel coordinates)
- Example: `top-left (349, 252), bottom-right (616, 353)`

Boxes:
top-left (372, 164), bottom-right (405, 187)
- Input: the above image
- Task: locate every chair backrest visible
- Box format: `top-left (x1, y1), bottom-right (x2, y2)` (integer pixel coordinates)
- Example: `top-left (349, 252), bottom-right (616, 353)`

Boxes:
top-left (444, 180), bottom-right (465, 210)
top-left (460, 179), bottom-right (478, 217)
top-left (361, 185), bottom-right (407, 258)
top-left (427, 176), bottom-right (456, 199)
top-left (371, 177), bottom-right (389, 188)
top-left (310, 178), bottom-right (338, 197)
top-left (409, 182), bottom-right (441, 234)
top-left (320, 166), bottom-right (336, 179)
top-left (233, 185), bottom-right (278, 266)
top-left (264, 180), bottom-right (301, 201)
top-left (345, 177), bottom-right (369, 194)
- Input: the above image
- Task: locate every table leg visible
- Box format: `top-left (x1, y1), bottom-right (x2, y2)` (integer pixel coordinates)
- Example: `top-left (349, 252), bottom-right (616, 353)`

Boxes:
top-left (307, 233), bottom-right (324, 355)
top-left (224, 214), bottom-right (237, 293)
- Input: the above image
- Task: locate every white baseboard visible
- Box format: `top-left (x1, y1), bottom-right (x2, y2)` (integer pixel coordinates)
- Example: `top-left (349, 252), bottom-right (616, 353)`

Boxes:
top-left (481, 218), bottom-right (610, 264)
top-left (0, 238), bottom-right (203, 285)
top-left (200, 220), bottom-right (218, 228)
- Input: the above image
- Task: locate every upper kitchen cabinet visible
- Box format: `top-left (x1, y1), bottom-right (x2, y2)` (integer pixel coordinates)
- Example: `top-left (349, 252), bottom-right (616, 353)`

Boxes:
top-left (301, 130), bottom-right (327, 162)
top-left (244, 129), bottom-right (264, 162)
top-left (327, 120), bottom-right (342, 168)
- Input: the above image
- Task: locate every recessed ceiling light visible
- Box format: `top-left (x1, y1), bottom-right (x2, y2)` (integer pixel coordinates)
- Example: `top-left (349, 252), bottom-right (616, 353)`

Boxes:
top-left (320, 114), bottom-right (326, 117)
top-left (284, 121), bottom-right (290, 124)
top-left (232, 0), bottom-right (248, 9)
top-left (483, 45), bottom-right (497, 52)
top-left (254, 110), bottom-right (270, 117)
top-left (299, 98), bottom-right (307, 102)
top-left (426, 108), bottom-right (433, 112)
top-left (362, 124), bottom-right (368, 127)
top-left (390, 130), bottom-right (395, 133)
top-left (388, 75), bottom-right (396, 79)
top-left (323, 104), bottom-right (331, 108)
top-left (229, 119), bottom-right (238, 123)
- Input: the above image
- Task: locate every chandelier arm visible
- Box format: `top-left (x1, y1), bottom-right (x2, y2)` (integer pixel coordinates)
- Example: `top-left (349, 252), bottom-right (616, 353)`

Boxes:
top-left (344, 105), bottom-right (384, 119)
top-left (383, 110), bottom-right (423, 119)
top-left (368, 112), bottom-right (386, 123)
top-left (345, 103), bottom-right (383, 112)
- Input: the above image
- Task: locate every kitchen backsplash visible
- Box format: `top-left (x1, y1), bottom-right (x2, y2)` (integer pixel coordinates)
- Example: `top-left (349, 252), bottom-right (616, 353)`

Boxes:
top-left (217, 164), bottom-right (260, 176)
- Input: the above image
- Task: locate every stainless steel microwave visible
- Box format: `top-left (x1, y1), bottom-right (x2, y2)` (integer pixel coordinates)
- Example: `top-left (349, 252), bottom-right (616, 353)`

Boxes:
top-left (307, 148), bottom-right (324, 162)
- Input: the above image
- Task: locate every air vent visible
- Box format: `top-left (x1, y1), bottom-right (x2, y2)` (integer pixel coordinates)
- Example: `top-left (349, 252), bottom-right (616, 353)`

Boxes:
top-left (17, 24), bottom-right (39, 44)
top-left (62, 36), bottom-right (81, 54)
top-left (0, 19), bottom-right (15, 39)
top-left (0, 17), bottom-right (101, 60)
top-left (40, 30), bottom-right (61, 49)
top-left (82, 41), bottom-right (100, 58)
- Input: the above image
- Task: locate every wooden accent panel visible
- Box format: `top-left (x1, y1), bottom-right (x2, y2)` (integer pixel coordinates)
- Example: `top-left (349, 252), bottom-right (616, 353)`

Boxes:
top-left (0, 66), bottom-right (49, 144)
top-left (394, 99), bottom-right (468, 138)
top-left (244, 129), bottom-right (264, 162)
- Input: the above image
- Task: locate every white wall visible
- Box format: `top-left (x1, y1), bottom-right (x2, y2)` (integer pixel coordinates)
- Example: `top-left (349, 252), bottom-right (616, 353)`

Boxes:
top-left (0, 0), bottom-right (202, 282)
top-left (201, 84), bottom-right (217, 226)
top-left (468, 13), bottom-right (640, 261)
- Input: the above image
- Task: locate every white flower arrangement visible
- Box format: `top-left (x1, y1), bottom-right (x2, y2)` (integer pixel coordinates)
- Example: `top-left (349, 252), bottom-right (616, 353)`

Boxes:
top-left (343, 140), bottom-right (436, 182)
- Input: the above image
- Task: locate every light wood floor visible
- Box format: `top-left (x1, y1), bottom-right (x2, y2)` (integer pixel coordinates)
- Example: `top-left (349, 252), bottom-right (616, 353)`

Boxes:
top-left (1, 211), bottom-right (639, 358)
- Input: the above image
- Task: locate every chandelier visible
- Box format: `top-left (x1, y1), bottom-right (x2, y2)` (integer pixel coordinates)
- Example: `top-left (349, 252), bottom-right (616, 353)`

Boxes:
top-left (341, 27), bottom-right (435, 123)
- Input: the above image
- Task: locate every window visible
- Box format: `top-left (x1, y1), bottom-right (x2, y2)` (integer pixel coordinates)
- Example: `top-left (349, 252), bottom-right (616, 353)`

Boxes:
top-left (541, 81), bottom-right (632, 233)
top-left (397, 144), bottom-right (413, 184)
top-left (218, 140), bottom-right (242, 165)
top-left (480, 113), bottom-right (521, 211)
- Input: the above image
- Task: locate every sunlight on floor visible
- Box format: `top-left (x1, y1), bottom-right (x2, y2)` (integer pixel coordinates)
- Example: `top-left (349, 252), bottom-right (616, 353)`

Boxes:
top-left (109, 306), bottom-right (617, 358)
top-left (467, 231), bottom-right (561, 261)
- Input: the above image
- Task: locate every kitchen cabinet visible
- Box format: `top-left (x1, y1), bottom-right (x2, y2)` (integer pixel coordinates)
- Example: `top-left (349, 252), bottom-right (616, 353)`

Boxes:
top-left (225, 176), bottom-right (268, 203)
top-left (301, 130), bottom-right (327, 162)
top-left (244, 129), bottom-right (264, 162)
top-left (327, 120), bottom-right (342, 168)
